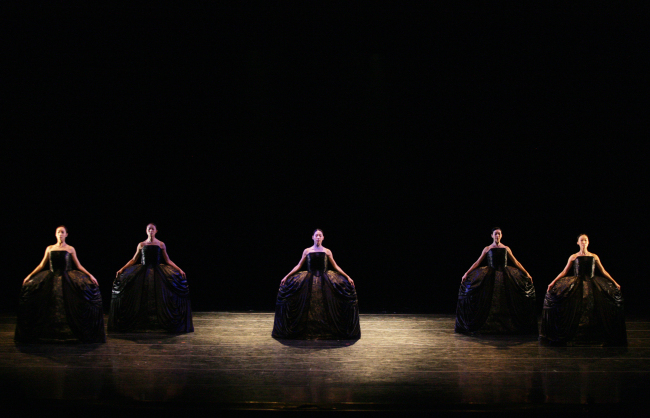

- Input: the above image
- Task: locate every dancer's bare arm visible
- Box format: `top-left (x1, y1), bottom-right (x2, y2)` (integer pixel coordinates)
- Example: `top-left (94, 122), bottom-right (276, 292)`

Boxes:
top-left (116, 243), bottom-right (142, 277)
top-left (70, 247), bottom-right (99, 285)
top-left (547, 255), bottom-right (576, 291)
top-left (506, 247), bottom-right (532, 281)
top-left (326, 249), bottom-right (354, 287)
top-left (462, 247), bottom-right (489, 281)
top-left (23, 247), bottom-right (50, 284)
top-left (594, 254), bottom-right (620, 289)
top-left (161, 242), bottom-right (186, 279)
top-left (281, 249), bottom-right (308, 285)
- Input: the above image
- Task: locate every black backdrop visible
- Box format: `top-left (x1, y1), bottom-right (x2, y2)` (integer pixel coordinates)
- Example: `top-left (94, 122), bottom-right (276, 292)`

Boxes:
top-left (3, 3), bottom-right (648, 315)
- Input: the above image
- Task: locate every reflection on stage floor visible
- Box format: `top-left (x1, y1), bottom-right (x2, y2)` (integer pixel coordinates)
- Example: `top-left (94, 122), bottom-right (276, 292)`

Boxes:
top-left (1, 313), bottom-right (648, 416)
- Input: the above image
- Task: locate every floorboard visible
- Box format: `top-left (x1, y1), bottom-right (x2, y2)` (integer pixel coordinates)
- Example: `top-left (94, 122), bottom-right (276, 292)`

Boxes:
top-left (0, 313), bottom-right (647, 416)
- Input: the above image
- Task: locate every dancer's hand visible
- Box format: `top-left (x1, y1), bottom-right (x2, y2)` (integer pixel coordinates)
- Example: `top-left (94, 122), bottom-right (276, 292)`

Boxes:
top-left (89, 275), bottom-right (99, 286)
top-left (280, 276), bottom-right (288, 285)
top-left (347, 277), bottom-right (355, 287)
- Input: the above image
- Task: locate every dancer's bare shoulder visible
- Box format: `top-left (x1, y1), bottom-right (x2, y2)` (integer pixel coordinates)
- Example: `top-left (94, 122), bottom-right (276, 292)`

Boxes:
top-left (48, 244), bottom-right (74, 253)
top-left (140, 240), bottom-right (163, 248)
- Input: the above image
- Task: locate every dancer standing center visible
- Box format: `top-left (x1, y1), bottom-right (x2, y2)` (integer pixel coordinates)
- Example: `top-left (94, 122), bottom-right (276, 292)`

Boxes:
top-left (455, 227), bottom-right (537, 335)
top-left (272, 229), bottom-right (360, 340)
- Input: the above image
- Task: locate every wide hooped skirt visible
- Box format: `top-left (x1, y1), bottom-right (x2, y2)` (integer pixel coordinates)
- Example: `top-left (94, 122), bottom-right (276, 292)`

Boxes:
top-left (109, 264), bottom-right (193, 333)
top-left (540, 275), bottom-right (626, 346)
top-left (455, 266), bottom-right (537, 335)
top-left (273, 270), bottom-right (360, 340)
top-left (16, 270), bottom-right (106, 343)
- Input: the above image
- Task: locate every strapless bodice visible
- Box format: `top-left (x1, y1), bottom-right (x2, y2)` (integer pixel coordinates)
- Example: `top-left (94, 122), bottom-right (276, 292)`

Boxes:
top-left (49, 251), bottom-right (72, 273)
top-left (142, 245), bottom-right (162, 266)
top-left (307, 252), bottom-right (328, 272)
top-left (573, 256), bottom-right (595, 278)
top-left (487, 248), bottom-right (507, 271)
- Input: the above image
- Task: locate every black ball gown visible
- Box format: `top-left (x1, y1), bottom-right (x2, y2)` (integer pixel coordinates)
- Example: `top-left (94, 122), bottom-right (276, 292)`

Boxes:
top-left (108, 245), bottom-right (193, 333)
top-left (272, 252), bottom-right (360, 340)
top-left (455, 248), bottom-right (538, 335)
top-left (15, 250), bottom-right (106, 343)
top-left (540, 256), bottom-right (626, 346)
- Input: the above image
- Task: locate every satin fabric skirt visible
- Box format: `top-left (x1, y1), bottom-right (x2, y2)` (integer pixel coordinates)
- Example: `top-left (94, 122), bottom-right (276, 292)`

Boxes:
top-left (455, 266), bottom-right (537, 335)
top-left (15, 270), bottom-right (106, 343)
top-left (273, 270), bottom-right (360, 340)
top-left (540, 275), bottom-right (626, 346)
top-left (108, 264), bottom-right (193, 333)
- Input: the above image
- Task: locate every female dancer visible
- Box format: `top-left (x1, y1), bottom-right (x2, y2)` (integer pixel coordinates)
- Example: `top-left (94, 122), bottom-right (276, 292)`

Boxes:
top-left (272, 229), bottom-right (360, 339)
top-left (455, 227), bottom-right (537, 335)
top-left (15, 226), bottom-right (105, 343)
top-left (108, 223), bottom-right (193, 333)
top-left (540, 234), bottom-right (626, 345)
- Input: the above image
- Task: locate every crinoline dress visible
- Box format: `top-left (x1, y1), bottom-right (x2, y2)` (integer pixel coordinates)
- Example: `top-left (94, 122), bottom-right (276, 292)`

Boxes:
top-left (108, 245), bottom-right (193, 333)
top-left (15, 250), bottom-right (106, 343)
top-left (540, 256), bottom-right (626, 346)
top-left (272, 252), bottom-right (360, 340)
top-left (455, 248), bottom-right (537, 335)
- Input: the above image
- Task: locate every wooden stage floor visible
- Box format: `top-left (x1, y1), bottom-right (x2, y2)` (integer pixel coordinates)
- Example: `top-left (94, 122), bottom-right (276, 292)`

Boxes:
top-left (1, 313), bottom-right (648, 416)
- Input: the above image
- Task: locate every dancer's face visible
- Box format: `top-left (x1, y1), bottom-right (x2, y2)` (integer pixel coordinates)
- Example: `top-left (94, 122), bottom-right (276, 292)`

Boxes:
top-left (55, 227), bottom-right (68, 241)
top-left (146, 224), bottom-right (157, 238)
top-left (577, 235), bottom-right (589, 250)
top-left (491, 229), bottom-right (502, 243)
top-left (312, 230), bottom-right (324, 246)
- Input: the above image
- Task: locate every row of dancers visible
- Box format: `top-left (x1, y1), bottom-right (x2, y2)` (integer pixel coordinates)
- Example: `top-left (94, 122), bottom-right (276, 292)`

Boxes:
top-left (14, 225), bottom-right (626, 346)
top-left (456, 228), bottom-right (625, 346)
top-left (16, 224), bottom-right (193, 343)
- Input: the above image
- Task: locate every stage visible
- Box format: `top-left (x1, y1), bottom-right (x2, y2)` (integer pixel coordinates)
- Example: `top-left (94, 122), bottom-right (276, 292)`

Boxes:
top-left (1, 313), bottom-right (647, 416)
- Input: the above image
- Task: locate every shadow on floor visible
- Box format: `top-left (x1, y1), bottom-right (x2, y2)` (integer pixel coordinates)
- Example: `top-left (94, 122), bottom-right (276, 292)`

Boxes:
top-left (105, 332), bottom-right (187, 343)
top-left (453, 332), bottom-right (539, 348)
top-left (273, 337), bottom-right (359, 349)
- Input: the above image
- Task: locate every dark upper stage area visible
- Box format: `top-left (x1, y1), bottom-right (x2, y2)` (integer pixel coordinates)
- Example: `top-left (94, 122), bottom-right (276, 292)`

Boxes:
top-left (3, 3), bottom-right (647, 314)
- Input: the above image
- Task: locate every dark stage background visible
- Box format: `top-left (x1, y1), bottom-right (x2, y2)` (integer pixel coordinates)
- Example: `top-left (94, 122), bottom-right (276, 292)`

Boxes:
top-left (3, 4), bottom-right (648, 315)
